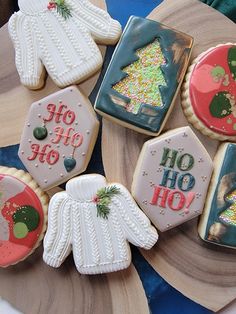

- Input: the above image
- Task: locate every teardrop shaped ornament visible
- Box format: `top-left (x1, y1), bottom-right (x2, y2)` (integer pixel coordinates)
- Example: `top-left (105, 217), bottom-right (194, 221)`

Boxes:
top-left (64, 157), bottom-right (76, 172)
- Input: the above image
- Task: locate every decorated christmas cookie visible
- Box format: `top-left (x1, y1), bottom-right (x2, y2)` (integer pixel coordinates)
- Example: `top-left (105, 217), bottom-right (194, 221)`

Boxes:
top-left (0, 166), bottom-right (48, 267)
top-left (131, 126), bottom-right (213, 232)
top-left (198, 143), bottom-right (236, 248)
top-left (43, 174), bottom-right (158, 274)
top-left (182, 43), bottom-right (236, 141)
top-left (8, 0), bottom-right (121, 89)
top-left (95, 16), bottom-right (193, 136)
top-left (18, 86), bottom-right (99, 190)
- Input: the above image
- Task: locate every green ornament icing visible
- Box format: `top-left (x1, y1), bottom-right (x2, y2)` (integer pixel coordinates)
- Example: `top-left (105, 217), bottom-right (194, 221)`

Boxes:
top-left (227, 118), bottom-right (232, 124)
top-left (228, 46), bottom-right (236, 80)
top-left (233, 123), bottom-right (236, 130)
top-left (209, 91), bottom-right (232, 118)
top-left (211, 66), bottom-right (225, 80)
top-left (13, 222), bottom-right (28, 239)
top-left (33, 126), bottom-right (48, 140)
top-left (13, 205), bottom-right (40, 232)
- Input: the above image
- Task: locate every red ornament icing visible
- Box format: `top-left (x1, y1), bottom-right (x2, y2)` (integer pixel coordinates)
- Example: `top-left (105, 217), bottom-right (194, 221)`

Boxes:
top-left (190, 44), bottom-right (236, 136)
top-left (0, 174), bottom-right (44, 267)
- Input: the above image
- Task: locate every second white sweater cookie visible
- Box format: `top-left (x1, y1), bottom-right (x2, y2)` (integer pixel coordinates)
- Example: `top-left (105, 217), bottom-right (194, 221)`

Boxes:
top-left (43, 174), bottom-right (158, 274)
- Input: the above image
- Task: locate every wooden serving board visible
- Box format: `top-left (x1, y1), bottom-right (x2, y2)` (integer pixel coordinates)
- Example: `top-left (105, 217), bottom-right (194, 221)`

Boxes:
top-left (102, 0), bottom-right (236, 312)
top-left (0, 1), bottom-right (149, 313)
top-left (0, 248), bottom-right (148, 314)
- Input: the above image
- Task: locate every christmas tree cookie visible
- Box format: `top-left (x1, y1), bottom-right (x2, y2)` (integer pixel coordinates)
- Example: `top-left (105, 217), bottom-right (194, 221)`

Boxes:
top-left (182, 43), bottom-right (236, 141)
top-left (43, 174), bottom-right (158, 274)
top-left (18, 86), bottom-right (99, 190)
top-left (0, 166), bottom-right (48, 267)
top-left (95, 16), bottom-right (193, 136)
top-left (198, 143), bottom-right (236, 248)
top-left (8, 0), bottom-right (121, 89)
top-left (131, 126), bottom-right (213, 232)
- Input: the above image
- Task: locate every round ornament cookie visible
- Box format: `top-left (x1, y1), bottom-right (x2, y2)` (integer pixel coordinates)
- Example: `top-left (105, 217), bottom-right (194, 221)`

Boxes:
top-left (0, 166), bottom-right (48, 267)
top-left (182, 43), bottom-right (236, 141)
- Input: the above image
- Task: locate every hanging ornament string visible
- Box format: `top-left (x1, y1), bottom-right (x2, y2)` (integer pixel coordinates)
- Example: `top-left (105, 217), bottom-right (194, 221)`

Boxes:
top-left (47, 0), bottom-right (72, 20)
top-left (93, 186), bottom-right (120, 219)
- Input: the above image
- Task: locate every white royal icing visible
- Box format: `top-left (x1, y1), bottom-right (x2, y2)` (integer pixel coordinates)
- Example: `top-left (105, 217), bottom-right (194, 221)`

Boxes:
top-left (131, 126), bottom-right (213, 232)
top-left (8, 0), bottom-right (121, 89)
top-left (43, 174), bottom-right (158, 274)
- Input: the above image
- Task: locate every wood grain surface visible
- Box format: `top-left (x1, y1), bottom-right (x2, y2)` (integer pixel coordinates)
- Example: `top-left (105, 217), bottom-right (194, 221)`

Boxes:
top-left (102, 0), bottom-right (236, 311)
top-left (0, 1), bottom-right (150, 313)
top-left (0, 248), bottom-right (148, 314)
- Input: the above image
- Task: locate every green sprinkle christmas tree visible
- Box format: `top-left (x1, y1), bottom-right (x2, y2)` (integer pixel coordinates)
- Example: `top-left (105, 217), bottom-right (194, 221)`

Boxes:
top-left (113, 39), bottom-right (167, 114)
top-left (219, 190), bottom-right (236, 226)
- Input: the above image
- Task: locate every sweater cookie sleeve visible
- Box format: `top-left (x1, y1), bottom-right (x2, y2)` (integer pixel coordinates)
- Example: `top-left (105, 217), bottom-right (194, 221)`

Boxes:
top-left (8, 12), bottom-right (44, 89)
top-left (69, 0), bottom-right (122, 44)
top-left (43, 192), bottom-right (72, 268)
top-left (113, 184), bottom-right (158, 249)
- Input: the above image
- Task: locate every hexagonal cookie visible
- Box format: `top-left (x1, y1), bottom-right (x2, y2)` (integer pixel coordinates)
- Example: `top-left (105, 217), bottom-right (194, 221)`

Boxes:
top-left (131, 126), bottom-right (213, 232)
top-left (18, 86), bottom-right (99, 190)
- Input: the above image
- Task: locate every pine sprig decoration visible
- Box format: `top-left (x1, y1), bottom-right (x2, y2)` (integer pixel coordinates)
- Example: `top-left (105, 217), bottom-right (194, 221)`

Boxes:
top-left (94, 186), bottom-right (120, 219)
top-left (47, 0), bottom-right (72, 20)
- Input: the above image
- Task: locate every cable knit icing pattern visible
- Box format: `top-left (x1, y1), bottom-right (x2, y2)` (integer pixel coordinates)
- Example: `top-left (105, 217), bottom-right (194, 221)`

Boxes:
top-left (43, 174), bottom-right (158, 274)
top-left (8, 0), bottom-right (122, 89)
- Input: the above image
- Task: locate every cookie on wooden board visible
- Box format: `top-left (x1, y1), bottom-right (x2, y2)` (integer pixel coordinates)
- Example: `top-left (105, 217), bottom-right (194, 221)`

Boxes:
top-left (18, 86), bottom-right (99, 190)
top-left (198, 142), bottom-right (236, 248)
top-left (95, 16), bottom-right (193, 136)
top-left (8, 0), bottom-right (122, 89)
top-left (182, 43), bottom-right (236, 141)
top-left (131, 126), bottom-right (213, 232)
top-left (0, 166), bottom-right (48, 267)
top-left (43, 174), bottom-right (158, 274)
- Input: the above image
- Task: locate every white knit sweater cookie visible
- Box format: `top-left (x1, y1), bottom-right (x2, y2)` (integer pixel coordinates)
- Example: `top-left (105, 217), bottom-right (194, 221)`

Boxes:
top-left (8, 0), bottom-right (122, 89)
top-left (43, 174), bottom-right (158, 274)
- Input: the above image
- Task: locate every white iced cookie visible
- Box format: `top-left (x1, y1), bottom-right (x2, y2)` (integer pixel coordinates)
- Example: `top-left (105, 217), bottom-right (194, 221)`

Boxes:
top-left (18, 86), bottom-right (99, 190)
top-left (43, 174), bottom-right (158, 274)
top-left (131, 126), bottom-right (213, 232)
top-left (8, 0), bottom-right (122, 89)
